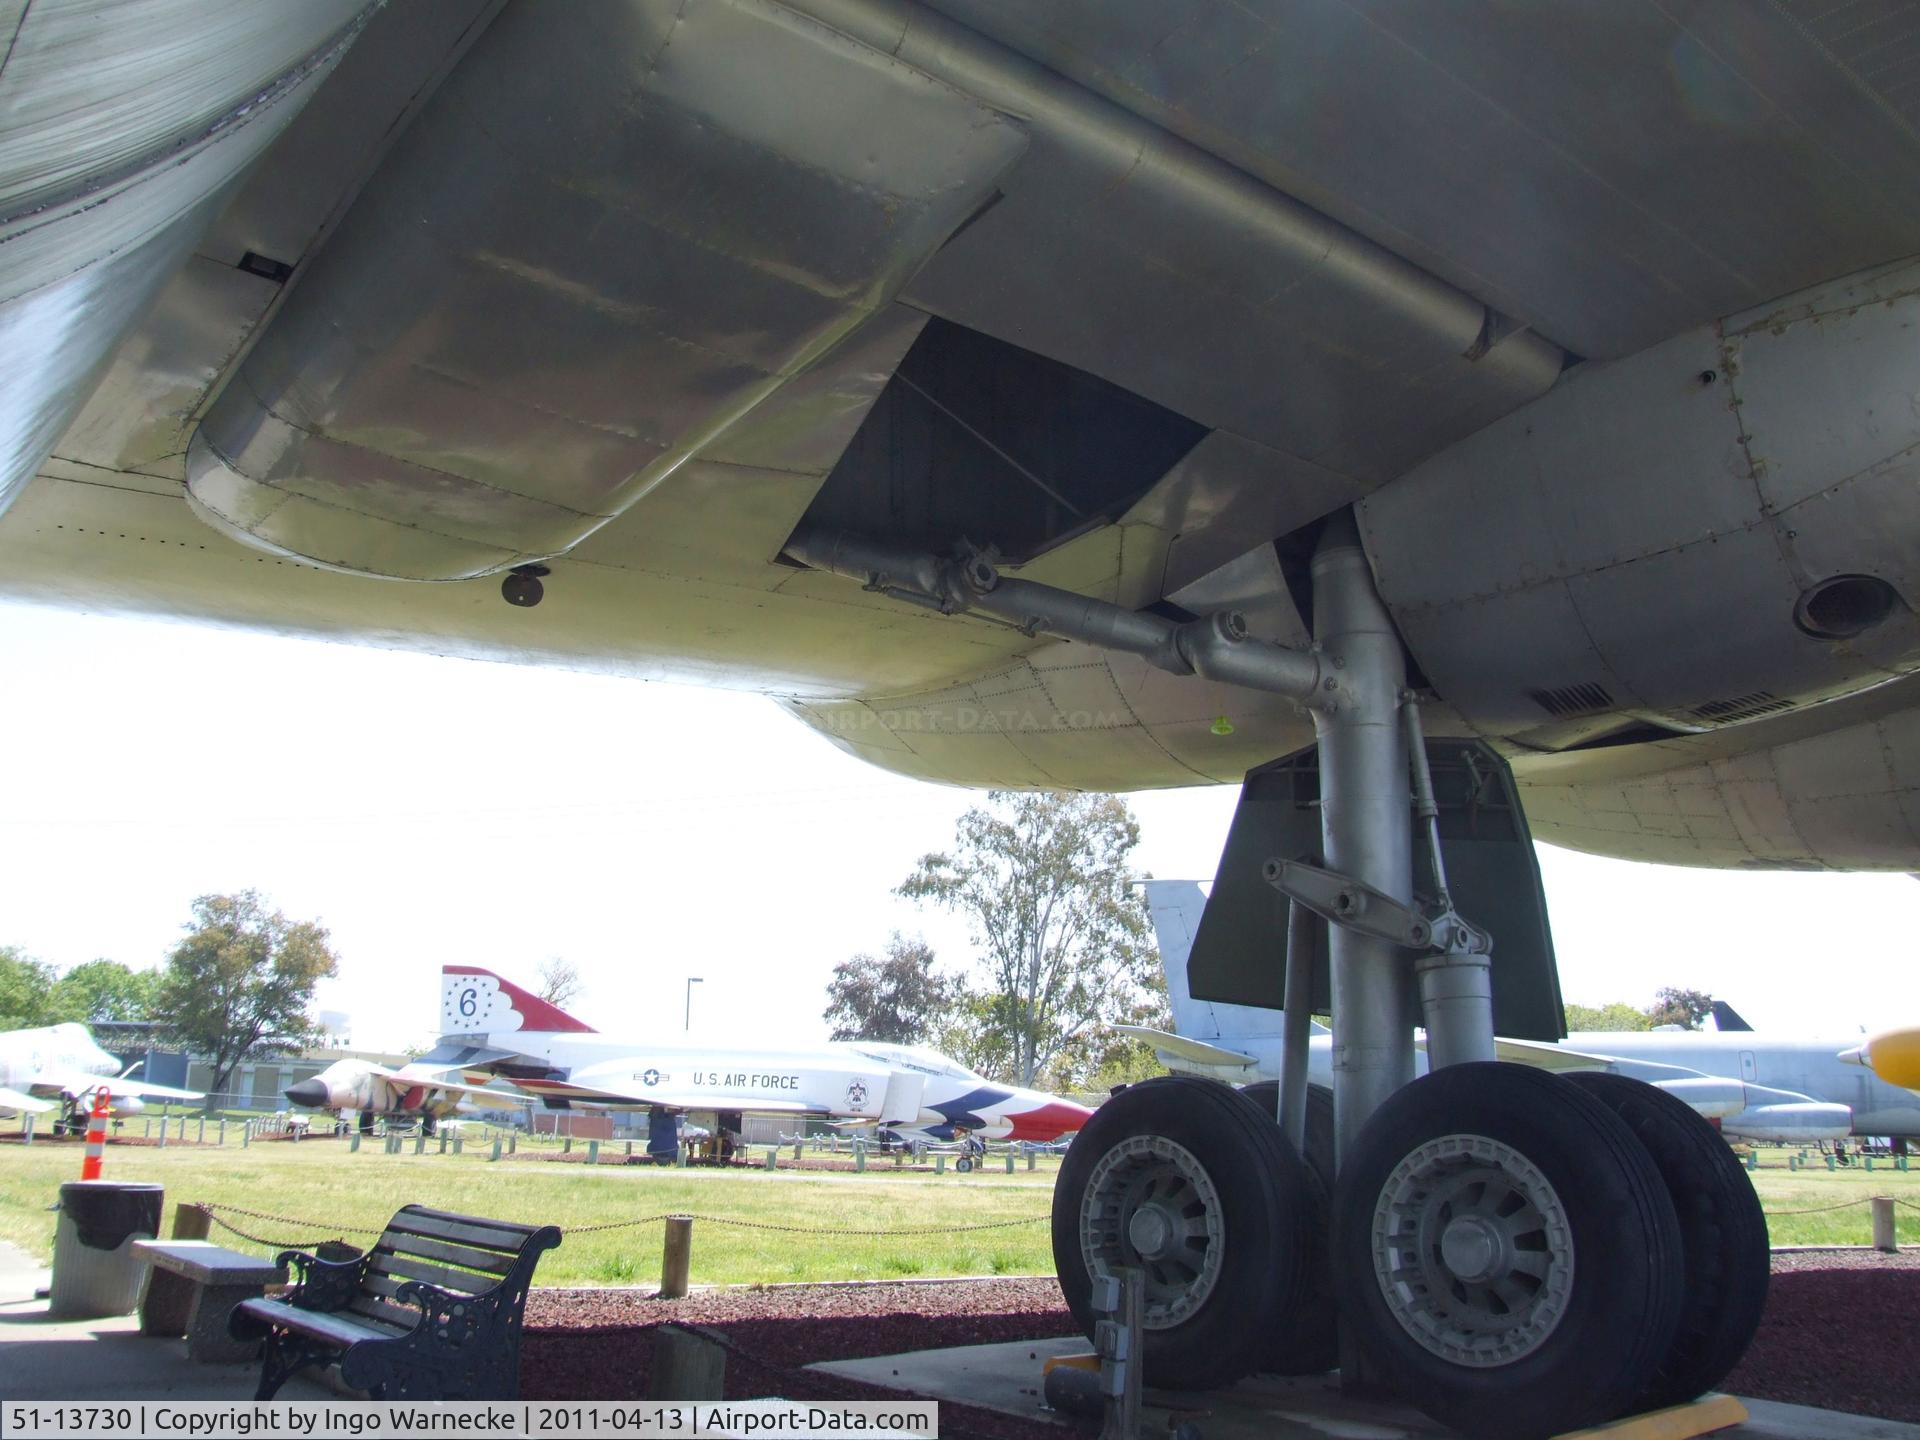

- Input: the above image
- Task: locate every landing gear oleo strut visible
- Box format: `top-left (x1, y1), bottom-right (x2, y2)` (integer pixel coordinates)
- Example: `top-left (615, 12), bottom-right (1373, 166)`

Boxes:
top-left (789, 513), bottom-right (1767, 1438)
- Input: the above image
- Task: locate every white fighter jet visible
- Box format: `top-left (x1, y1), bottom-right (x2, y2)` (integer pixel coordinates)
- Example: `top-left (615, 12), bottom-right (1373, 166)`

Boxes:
top-left (370, 966), bottom-right (1094, 1145)
top-left (0, 1022), bottom-right (203, 1119)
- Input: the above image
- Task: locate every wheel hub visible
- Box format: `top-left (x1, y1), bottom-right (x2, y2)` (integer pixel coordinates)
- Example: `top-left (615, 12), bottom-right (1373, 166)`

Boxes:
top-left (1369, 1132), bottom-right (1575, 1368)
top-left (1439, 1215), bottom-right (1505, 1282)
top-left (1079, 1134), bottom-right (1225, 1329)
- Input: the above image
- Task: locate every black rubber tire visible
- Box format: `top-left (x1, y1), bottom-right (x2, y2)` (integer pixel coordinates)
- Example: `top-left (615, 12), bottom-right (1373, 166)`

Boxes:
top-left (1331, 1062), bottom-right (1686, 1440)
top-left (1238, 1080), bottom-right (1338, 1375)
top-left (1053, 1075), bottom-right (1316, 1390)
top-left (1563, 1071), bottom-right (1769, 1411)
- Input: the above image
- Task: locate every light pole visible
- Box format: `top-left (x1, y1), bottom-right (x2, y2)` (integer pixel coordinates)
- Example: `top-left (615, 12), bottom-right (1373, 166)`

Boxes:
top-left (685, 977), bottom-right (703, 1032)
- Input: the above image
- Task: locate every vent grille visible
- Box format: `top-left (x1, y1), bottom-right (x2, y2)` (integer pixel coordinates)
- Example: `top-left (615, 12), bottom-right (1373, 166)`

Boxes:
top-left (1528, 682), bottom-right (1614, 719)
top-left (1691, 691), bottom-right (1794, 724)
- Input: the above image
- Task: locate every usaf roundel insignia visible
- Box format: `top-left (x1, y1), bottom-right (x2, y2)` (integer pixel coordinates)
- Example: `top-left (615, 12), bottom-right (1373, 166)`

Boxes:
top-left (642, 1068), bottom-right (661, 1087)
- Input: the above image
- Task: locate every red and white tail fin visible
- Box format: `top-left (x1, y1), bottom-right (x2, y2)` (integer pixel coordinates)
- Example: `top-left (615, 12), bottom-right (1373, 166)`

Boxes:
top-left (440, 966), bottom-right (596, 1036)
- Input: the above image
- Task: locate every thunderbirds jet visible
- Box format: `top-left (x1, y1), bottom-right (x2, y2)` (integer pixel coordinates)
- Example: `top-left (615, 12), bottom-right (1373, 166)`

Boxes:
top-left (0, 1023), bottom-right (203, 1119)
top-left (1132, 880), bottom-right (1914, 1146)
top-left (376, 967), bottom-right (1092, 1145)
top-left (9, 3), bottom-right (1920, 1432)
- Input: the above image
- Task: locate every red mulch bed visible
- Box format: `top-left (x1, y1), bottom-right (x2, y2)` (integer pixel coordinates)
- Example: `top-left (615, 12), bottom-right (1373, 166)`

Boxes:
top-left (523, 1255), bottom-right (1920, 1430)
top-left (521, 1279), bottom-right (1078, 1439)
top-left (1726, 1251), bottom-right (1920, 1423)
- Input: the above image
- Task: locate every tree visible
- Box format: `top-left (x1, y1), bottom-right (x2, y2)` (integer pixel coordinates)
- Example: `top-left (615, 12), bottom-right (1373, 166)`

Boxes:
top-left (50, 960), bottom-right (161, 1023)
top-left (823, 934), bottom-right (958, 1044)
top-left (150, 891), bottom-right (340, 1107)
top-left (536, 957), bottom-right (581, 1009)
top-left (1564, 1001), bottom-right (1653, 1033)
top-left (0, 945), bottom-right (60, 1030)
top-left (1647, 986), bottom-right (1713, 1030)
top-left (899, 791), bottom-right (1157, 1086)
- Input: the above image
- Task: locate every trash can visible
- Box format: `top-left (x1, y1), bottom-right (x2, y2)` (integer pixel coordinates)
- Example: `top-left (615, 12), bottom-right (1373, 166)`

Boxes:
top-left (48, 1181), bottom-right (164, 1318)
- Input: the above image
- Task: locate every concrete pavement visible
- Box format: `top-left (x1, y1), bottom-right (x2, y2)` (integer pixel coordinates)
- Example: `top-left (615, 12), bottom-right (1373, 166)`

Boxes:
top-left (814, 1336), bottom-right (1920, 1440)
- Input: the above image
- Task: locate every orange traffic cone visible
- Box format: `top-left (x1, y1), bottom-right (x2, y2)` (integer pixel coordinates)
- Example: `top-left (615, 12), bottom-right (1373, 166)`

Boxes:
top-left (79, 1087), bottom-right (110, 1180)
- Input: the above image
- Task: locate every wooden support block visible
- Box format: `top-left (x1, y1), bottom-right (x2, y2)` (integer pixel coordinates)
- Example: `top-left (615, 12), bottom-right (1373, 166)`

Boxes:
top-left (1553, 1393), bottom-right (1748, 1440)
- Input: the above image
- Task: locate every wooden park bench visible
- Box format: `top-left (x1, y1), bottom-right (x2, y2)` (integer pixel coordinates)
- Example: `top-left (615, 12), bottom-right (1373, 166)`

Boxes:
top-left (228, 1205), bottom-right (560, 1400)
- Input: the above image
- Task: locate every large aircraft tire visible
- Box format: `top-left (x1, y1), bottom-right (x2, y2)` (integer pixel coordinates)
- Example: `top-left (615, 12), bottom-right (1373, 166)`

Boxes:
top-left (1053, 1075), bottom-right (1315, 1391)
top-left (1331, 1062), bottom-right (1685, 1440)
top-left (1563, 1071), bottom-right (1769, 1411)
top-left (1237, 1080), bottom-right (1338, 1375)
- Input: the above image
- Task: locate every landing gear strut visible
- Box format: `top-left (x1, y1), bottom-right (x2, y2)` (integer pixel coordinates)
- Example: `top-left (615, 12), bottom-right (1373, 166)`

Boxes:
top-left (793, 513), bottom-right (1766, 1434)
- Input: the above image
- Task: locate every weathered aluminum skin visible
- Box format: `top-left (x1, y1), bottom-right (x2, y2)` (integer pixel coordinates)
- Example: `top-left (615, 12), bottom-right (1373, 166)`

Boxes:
top-left (185, 0), bottom-right (1027, 580)
top-left (1, 0), bottom-right (1919, 868)
top-left (0, 0), bottom-right (376, 516)
top-left (1359, 259), bottom-right (1920, 740)
top-left (921, 0), bottom-right (1920, 361)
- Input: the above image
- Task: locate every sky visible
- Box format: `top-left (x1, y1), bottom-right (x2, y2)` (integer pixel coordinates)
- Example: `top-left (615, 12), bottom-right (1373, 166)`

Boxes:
top-left (1, 599), bottom-right (1914, 1052)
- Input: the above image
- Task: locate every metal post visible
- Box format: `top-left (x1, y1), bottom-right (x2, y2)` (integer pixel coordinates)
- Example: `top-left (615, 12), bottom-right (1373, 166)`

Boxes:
top-left (196, 1118), bottom-right (205, 1144)
top-left (1873, 1196), bottom-right (1897, 1252)
top-left (563, 1137), bottom-right (573, 1155)
top-left (936, 1153), bottom-right (947, 1174)
top-left (1005, 1151), bottom-right (1015, 1174)
top-left (660, 1216), bottom-right (694, 1298)
top-left (414, 1133), bottom-right (425, 1155)
top-left (626, 1141), bottom-right (633, 1158)
top-left (1027, 1149), bottom-right (1036, 1171)
top-left (764, 1148), bottom-right (776, 1171)
top-left (21, 1114), bottom-right (30, 1146)
top-left (855, 1143), bottom-right (866, 1173)
top-left (217, 1120), bottom-right (225, 1146)
top-left (1279, 898), bottom-right (1316, 1152)
top-left (509, 1133), bottom-right (517, 1155)
top-left (453, 1133), bottom-right (463, 1155)
top-left (491, 1138), bottom-right (502, 1161)
top-left (587, 1140), bottom-right (599, 1164)
top-left (438, 1133), bottom-right (448, 1155)
top-left (1311, 514), bottom-right (1419, 1163)
top-left (157, 1116), bottom-right (168, 1148)
top-left (349, 1132), bottom-right (360, 1153)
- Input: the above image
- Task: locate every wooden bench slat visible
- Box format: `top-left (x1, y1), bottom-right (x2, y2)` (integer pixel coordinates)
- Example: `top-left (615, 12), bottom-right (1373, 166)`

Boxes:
top-left (365, 1256), bottom-right (494, 1297)
top-left (347, 1293), bottom-right (425, 1331)
top-left (236, 1300), bottom-right (408, 1346)
top-left (386, 1211), bottom-right (543, 1251)
top-left (373, 1233), bottom-right (517, 1276)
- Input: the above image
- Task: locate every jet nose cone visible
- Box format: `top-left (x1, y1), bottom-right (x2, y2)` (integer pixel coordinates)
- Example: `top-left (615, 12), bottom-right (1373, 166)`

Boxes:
top-left (284, 1078), bottom-right (331, 1108)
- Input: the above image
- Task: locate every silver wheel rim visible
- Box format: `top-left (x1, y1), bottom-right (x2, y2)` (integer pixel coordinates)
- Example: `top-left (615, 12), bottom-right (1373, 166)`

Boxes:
top-left (1078, 1134), bottom-right (1225, 1328)
top-left (1370, 1133), bottom-right (1575, 1368)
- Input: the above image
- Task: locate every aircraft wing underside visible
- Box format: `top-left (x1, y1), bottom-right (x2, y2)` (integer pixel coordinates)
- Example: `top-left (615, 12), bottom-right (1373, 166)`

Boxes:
top-left (3, 2), bottom-right (1920, 868)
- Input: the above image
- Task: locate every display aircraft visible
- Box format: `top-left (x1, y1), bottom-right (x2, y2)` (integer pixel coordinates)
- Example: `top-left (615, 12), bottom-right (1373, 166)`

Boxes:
top-left (1131, 881), bottom-right (1916, 1146)
top-left (393, 966), bottom-right (1092, 1146)
top-left (9, 4), bottom-right (1920, 1432)
top-left (0, 1022), bottom-right (204, 1119)
top-left (281, 1057), bottom-right (516, 1135)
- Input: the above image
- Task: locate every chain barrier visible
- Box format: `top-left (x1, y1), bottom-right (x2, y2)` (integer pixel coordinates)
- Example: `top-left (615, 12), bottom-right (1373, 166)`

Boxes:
top-left (194, 1202), bottom-right (1047, 1244)
top-left (1761, 1197), bottom-right (1879, 1217)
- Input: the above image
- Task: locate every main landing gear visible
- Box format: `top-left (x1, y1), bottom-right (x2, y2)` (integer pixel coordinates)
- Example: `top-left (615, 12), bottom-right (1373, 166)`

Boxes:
top-left (787, 510), bottom-right (1768, 1436)
top-left (1042, 519), bottom-right (1767, 1439)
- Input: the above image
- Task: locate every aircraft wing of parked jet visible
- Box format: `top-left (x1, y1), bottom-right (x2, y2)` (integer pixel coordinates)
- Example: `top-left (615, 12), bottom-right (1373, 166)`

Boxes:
top-left (1141, 880), bottom-right (1909, 1144)
top-left (0, 1022), bottom-right (205, 1115)
top-left (397, 966), bottom-right (1093, 1145)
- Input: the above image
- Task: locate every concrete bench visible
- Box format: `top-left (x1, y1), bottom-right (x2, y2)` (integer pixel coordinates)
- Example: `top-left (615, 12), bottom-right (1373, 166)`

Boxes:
top-left (133, 1241), bottom-right (287, 1364)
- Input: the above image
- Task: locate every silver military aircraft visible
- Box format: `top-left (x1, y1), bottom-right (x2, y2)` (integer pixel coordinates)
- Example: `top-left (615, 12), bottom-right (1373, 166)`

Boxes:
top-left (6, 4), bottom-right (1920, 1433)
top-left (0, 1022), bottom-right (203, 1119)
top-left (1132, 879), bottom-right (1918, 1146)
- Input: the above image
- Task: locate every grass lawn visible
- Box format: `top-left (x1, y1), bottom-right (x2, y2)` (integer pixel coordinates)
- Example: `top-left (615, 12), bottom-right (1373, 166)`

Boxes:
top-left (6, 1129), bottom-right (1916, 1288)
top-left (0, 1133), bottom-right (1059, 1287)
